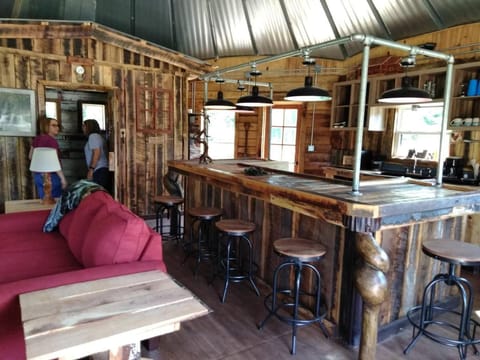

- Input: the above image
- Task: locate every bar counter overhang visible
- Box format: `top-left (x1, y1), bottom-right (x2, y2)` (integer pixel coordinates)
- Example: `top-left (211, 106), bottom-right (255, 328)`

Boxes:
top-left (168, 159), bottom-right (480, 359)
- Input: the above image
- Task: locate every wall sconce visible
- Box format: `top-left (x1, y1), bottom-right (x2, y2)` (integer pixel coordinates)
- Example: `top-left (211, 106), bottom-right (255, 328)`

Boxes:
top-left (75, 65), bottom-right (85, 82)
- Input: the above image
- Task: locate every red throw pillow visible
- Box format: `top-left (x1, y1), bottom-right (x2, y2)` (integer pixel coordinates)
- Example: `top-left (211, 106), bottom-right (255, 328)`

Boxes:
top-left (80, 201), bottom-right (151, 267)
top-left (59, 192), bottom-right (109, 263)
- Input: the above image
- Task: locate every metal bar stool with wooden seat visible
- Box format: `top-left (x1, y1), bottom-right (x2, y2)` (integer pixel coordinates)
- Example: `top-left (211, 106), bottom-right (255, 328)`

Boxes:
top-left (404, 240), bottom-right (480, 360)
top-left (183, 206), bottom-right (223, 276)
top-left (213, 219), bottom-right (260, 303)
top-left (474, 310), bottom-right (480, 351)
top-left (258, 237), bottom-right (329, 355)
top-left (154, 195), bottom-right (184, 244)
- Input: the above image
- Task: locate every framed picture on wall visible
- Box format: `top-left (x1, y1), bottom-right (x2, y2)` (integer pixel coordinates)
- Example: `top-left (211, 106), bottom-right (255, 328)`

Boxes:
top-left (0, 88), bottom-right (36, 136)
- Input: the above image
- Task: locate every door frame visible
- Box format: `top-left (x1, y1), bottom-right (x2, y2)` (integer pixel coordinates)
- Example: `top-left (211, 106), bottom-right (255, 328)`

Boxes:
top-left (38, 81), bottom-right (119, 196)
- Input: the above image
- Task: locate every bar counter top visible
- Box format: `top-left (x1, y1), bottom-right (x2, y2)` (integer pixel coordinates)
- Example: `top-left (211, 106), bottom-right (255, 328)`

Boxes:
top-left (169, 159), bottom-right (480, 232)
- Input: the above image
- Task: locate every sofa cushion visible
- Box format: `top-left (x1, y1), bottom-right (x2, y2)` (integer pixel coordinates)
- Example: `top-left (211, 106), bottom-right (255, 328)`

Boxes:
top-left (81, 203), bottom-right (151, 267)
top-left (59, 191), bottom-right (108, 260)
top-left (59, 191), bottom-right (151, 267)
top-left (0, 231), bottom-right (81, 284)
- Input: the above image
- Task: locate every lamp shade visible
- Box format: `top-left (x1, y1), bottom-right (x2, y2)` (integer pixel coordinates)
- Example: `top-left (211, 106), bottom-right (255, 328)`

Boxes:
top-left (378, 77), bottom-right (432, 104)
top-left (285, 76), bottom-right (332, 102)
top-left (30, 147), bottom-right (61, 172)
top-left (204, 91), bottom-right (236, 110)
top-left (236, 86), bottom-right (273, 107)
top-left (234, 105), bottom-right (256, 114)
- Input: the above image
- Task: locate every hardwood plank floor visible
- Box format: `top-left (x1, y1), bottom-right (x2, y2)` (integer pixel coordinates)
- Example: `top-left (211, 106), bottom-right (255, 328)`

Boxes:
top-left (146, 237), bottom-right (479, 360)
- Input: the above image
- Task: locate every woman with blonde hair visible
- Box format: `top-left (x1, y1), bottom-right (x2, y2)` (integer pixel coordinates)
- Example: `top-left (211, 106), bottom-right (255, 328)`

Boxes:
top-left (29, 116), bottom-right (67, 198)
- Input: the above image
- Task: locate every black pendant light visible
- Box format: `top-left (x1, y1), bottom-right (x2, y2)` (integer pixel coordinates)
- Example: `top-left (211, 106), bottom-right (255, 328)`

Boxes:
top-left (233, 81), bottom-right (256, 113)
top-left (285, 75), bottom-right (331, 101)
top-left (285, 54), bottom-right (331, 102)
top-left (204, 78), bottom-right (236, 110)
top-left (236, 64), bottom-right (273, 107)
top-left (378, 55), bottom-right (432, 104)
top-left (204, 90), bottom-right (236, 110)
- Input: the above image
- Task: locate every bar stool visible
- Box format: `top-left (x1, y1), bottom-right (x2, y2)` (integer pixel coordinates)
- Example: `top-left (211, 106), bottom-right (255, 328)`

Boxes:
top-left (258, 237), bottom-right (329, 355)
top-left (154, 195), bottom-right (184, 244)
top-left (473, 310), bottom-right (480, 351)
top-left (183, 206), bottom-right (223, 276)
top-left (404, 240), bottom-right (480, 359)
top-left (213, 219), bottom-right (260, 303)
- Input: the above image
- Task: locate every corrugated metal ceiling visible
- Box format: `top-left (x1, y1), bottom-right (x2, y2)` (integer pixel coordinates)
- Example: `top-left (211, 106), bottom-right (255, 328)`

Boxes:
top-left (1, 0), bottom-right (480, 61)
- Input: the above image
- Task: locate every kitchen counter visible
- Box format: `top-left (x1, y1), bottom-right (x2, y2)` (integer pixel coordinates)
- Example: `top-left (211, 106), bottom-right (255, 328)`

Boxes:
top-left (169, 159), bottom-right (480, 359)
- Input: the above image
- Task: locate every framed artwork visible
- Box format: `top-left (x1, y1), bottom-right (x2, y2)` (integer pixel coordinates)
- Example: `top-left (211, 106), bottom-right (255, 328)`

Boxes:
top-left (0, 88), bottom-right (36, 136)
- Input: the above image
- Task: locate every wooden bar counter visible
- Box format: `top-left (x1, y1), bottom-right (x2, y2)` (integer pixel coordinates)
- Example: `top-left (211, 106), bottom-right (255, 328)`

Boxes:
top-left (168, 159), bottom-right (480, 359)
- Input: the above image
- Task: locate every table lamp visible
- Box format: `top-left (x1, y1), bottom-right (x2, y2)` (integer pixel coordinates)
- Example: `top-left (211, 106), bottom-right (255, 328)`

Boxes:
top-left (29, 147), bottom-right (61, 204)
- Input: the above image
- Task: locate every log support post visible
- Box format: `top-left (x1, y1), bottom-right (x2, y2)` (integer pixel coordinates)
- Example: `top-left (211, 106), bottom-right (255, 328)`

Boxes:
top-left (354, 232), bottom-right (390, 360)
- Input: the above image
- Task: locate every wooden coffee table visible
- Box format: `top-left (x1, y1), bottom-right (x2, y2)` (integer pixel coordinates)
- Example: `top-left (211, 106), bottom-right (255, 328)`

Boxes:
top-left (20, 270), bottom-right (209, 360)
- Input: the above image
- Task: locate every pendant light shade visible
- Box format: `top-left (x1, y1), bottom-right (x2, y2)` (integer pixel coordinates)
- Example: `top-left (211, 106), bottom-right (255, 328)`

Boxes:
top-left (236, 86), bottom-right (273, 107)
top-left (285, 75), bottom-right (332, 102)
top-left (378, 76), bottom-right (432, 104)
top-left (204, 91), bottom-right (236, 110)
top-left (234, 105), bottom-right (256, 114)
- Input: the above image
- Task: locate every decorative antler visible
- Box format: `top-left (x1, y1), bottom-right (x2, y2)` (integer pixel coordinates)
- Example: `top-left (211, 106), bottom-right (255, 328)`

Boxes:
top-left (194, 129), bottom-right (212, 164)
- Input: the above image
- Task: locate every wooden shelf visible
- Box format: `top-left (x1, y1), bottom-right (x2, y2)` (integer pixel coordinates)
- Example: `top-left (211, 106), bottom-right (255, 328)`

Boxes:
top-left (330, 62), bottom-right (480, 132)
top-left (449, 61), bottom-right (480, 130)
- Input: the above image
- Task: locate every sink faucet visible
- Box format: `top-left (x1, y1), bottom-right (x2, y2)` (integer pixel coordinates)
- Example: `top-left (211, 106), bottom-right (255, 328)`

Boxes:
top-left (412, 156), bottom-right (418, 174)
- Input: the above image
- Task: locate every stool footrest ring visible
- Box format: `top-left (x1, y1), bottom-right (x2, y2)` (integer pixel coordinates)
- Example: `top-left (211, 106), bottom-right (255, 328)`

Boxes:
top-left (406, 305), bottom-right (480, 349)
top-left (262, 291), bottom-right (328, 327)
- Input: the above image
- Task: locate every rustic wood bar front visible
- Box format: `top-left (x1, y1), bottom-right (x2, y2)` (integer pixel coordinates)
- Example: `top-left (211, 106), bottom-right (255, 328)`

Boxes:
top-left (168, 159), bottom-right (480, 360)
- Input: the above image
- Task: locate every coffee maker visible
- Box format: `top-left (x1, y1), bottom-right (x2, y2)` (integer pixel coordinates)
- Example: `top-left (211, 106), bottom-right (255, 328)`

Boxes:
top-left (443, 157), bottom-right (464, 179)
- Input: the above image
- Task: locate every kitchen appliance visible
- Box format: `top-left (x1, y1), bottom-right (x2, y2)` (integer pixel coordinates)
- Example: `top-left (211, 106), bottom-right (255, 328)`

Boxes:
top-left (443, 156), bottom-right (464, 178)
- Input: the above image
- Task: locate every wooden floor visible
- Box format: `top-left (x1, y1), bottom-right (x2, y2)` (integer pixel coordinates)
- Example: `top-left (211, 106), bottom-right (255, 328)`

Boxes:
top-left (145, 238), bottom-right (479, 360)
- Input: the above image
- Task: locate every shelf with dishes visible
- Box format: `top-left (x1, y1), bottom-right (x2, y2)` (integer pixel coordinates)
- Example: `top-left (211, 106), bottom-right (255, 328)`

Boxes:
top-left (331, 66), bottom-right (447, 131)
top-left (448, 62), bottom-right (480, 130)
top-left (330, 61), bottom-right (480, 132)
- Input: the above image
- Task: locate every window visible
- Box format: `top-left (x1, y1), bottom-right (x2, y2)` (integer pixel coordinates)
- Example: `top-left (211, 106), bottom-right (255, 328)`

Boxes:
top-left (269, 108), bottom-right (298, 170)
top-left (80, 102), bottom-right (106, 130)
top-left (45, 101), bottom-right (58, 119)
top-left (205, 110), bottom-right (235, 159)
top-left (392, 105), bottom-right (448, 161)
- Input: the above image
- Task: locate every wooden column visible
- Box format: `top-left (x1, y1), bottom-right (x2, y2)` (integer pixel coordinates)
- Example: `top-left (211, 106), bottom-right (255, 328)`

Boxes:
top-left (354, 232), bottom-right (390, 360)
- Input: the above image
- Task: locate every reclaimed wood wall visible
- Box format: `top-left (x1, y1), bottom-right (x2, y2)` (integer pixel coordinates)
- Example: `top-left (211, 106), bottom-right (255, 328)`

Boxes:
top-left (0, 21), bottom-right (210, 215)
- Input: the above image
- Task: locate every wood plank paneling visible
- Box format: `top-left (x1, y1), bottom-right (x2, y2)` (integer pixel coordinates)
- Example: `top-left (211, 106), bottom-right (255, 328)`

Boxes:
top-left (0, 22), bottom-right (210, 215)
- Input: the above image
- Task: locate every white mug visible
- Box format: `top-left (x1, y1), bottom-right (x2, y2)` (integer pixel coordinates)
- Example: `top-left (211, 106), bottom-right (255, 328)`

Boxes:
top-left (463, 117), bottom-right (473, 126)
top-left (473, 117), bottom-right (480, 126)
top-left (450, 118), bottom-right (463, 126)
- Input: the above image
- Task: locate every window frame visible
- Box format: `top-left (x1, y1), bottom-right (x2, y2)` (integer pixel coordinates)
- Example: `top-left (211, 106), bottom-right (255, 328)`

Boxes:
top-left (391, 104), bottom-right (448, 161)
top-left (266, 104), bottom-right (302, 171)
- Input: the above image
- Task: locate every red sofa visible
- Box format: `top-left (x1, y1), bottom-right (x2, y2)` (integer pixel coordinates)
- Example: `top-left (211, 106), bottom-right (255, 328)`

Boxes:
top-left (0, 191), bottom-right (166, 359)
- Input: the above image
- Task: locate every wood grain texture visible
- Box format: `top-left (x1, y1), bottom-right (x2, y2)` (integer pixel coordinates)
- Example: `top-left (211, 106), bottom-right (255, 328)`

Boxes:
top-left (20, 271), bottom-right (209, 360)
